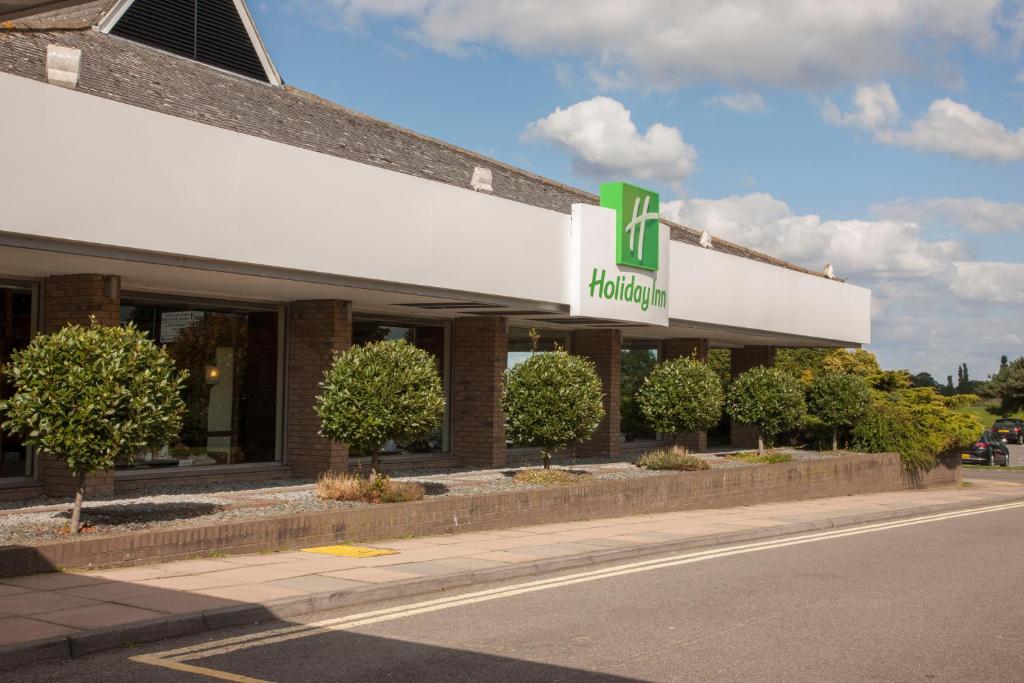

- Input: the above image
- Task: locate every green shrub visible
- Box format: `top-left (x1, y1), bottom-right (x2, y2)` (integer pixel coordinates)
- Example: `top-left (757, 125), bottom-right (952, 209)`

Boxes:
top-left (315, 470), bottom-right (425, 503)
top-left (1, 319), bottom-right (187, 532)
top-left (316, 339), bottom-right (445, 471)
top-left (852, 388), bottom-right (982, 472)
top-left (636, 447), bottom-right (710, 471)
top-left (512, 469), bottom-right (592, 486)
top-left (730, 451), bottom-right (793, 464)
top-left (725, 367), bottom-right (807, 453)
top-left (807, 372), bottom-right (871, 450)
top-left (638, 357), bottom-right (723, 443)
top-left (502, 332), bottom-right (604, 469)
top-left (943, 393), bottom-right (981, 410)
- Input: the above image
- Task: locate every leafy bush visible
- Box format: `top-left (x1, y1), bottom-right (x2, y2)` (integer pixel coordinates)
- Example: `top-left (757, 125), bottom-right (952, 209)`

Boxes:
top-left (807, 372), bottom-right (871, 450)
top-left (1, 320), bottom-right (187, 532)
top-left (315, 470), bottom-right (425, 503)
top-left (512, 469), bottom-right (592, 486)
top-left (638, 357), bottom-right (723, 443)
top-left (620, 348), bottom-right (658, 441)
top-left (852, 388), bottom-right (982, 473)
top-left (943, 393), bottom-right (981, 410)
top-left (316, 339), bottom-right (445, 471)
top-left (636, 447), bottom-right (710, 471)
top-left (730, 451), bottom-right (793, 464)
top-left (984, 357), bottom-right (1024, 414)
top-left (725, 367), bottom-right (807, 453)
top-left (502, 332), bottom-right (604, 468)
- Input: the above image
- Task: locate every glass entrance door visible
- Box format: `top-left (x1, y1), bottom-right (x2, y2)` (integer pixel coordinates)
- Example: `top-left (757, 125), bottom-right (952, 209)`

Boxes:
top-left (0, 287), bottom-right (34, 478)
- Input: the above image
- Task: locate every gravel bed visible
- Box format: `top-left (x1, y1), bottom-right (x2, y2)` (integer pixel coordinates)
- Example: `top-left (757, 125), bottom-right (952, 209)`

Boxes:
top-left (0, 449), bottom-right (838, 546)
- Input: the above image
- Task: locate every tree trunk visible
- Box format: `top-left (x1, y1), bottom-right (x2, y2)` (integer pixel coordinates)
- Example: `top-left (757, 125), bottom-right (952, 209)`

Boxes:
top-left (757, 434), bottom-right (765, 455)
top-left (832, 427), bottom-right (839, 452)
top-left (371, 451), bottom-right (380, 474)
top-left (69, 471), bottom-right (86, 534)
top-left (542, 450), bottom-right (551, 469)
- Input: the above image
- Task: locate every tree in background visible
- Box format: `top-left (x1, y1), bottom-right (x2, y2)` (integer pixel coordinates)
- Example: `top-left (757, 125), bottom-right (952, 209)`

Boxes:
top-left (911, 372), bottom-right (938, 389)
top-left (807, 373), bottom-right (870, 450)
top-left (1001, 355), bottom-right (1009, 371)
top-left (316, 339), bottom-right (445, 471)
top-left (944, 375), bottom-right (955, 396)
top-left (821, 349), bottom-right (881, 379)
top-left (775, 348), bottom-right (831, 385)
top-left (725, 367), bottom-right (806, 454)
top-left (1, 320), bottom-right (186, 533)
top-left (502, 330), bottom-right (604, 469)
top-left (874, 369), bottom-right (913, 392)
top-left (987, 357), bottom-right (1024, 415)
top-left (638, 357), bottom-right (724, 445)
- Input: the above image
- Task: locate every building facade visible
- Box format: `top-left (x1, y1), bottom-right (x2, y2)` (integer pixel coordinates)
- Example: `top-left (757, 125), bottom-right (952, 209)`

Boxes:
top-left (0, 0), bottom-right (870, 500)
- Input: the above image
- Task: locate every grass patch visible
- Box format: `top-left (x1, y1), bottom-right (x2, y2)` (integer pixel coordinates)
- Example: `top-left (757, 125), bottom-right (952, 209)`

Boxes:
top-left (636, 447), bottom-right (710, 471)
top-left (952, 399), bottom-right (1024, 425)
top-left (512, 469), bottom-right (592, 486)
top-left (315, 471), bottom-right (425, 504)
top-left (729, 451), bottom-right (794, 465)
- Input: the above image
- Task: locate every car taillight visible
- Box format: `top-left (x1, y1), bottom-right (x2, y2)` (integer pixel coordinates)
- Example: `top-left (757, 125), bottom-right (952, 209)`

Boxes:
top-left (1015, 427), bottom-right (1021, 432)
top-left (975, 442), bottom-right (987, 449)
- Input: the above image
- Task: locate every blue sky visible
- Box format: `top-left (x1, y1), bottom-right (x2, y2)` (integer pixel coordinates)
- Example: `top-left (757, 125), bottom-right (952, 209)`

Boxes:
top-left (252, 1), bottom-right (1024, 383)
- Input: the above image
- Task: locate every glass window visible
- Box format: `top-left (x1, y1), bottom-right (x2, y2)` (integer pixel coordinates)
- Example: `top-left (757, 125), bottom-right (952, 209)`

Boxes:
top-left (621, 344), bottom-right (659, 442)
top-left (0, 287), bottom-right (34, 478)
top-left (120, 300), bottom-right (280, 469)
top-left (507, 327), bottom-right (569, 370)
top-left (352, 319), bottom-right (448, 454)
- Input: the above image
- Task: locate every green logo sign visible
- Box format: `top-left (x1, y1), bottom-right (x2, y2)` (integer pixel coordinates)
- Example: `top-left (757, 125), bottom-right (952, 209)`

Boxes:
top-left (600, 182), bottom-right (660, 272)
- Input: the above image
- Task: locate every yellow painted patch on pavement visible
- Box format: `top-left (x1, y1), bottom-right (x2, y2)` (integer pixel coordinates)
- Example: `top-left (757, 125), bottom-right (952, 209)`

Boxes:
top-left (300, 544), bottom-right (398, 558)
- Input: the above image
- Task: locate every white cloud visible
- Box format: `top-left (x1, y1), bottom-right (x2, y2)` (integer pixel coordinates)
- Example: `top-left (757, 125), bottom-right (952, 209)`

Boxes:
top-left (661, 193), bottom-right (961, 278)
top-left (824, 83), bottom-right (1024, 161)
top-left (873, 197), bottom-right (1024, 233)
top-left (703, 92), bottom-right (765, 112)
top-left (661, 191), bottom-right (1022, 378)
top-left (821, 82), bottom-right (901, 129)
top-left (300, 0), bottom-right (1006, 89)
top-left (951, 261), bottom-right (1024, 302)
top-left (523, 97), bottom-right (697, 184)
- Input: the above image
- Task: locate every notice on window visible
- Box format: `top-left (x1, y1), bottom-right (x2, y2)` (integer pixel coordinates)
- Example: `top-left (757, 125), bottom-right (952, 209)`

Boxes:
top-left (160, 311), bottom-right (203, 343)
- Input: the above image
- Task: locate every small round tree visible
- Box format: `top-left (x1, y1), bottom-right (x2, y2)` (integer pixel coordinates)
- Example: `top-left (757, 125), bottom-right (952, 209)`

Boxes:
top-left (807, 372), bottom-right (870, 451)
top-left (502, 333), bottom-right (604, 469)
top-left (1, 320), bottom-right (186, 533)
top-left (637, 357), bottom-right (723, 445)
top-left (316, 339), bottom-right (445, 471)
top-left (725, 366), bottom-right (806, 454)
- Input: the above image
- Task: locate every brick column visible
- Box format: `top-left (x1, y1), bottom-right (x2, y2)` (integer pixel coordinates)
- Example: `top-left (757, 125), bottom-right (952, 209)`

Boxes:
top-left (663, 338), bottom-right (710, 451)
top-left (286, 300), bottom-right (352, 477)
top-left (452, 316), bottom-right (507, 468)
top-left (39, 274), bottom-right (121, 496)
top-left (730, 346), bottom-right (777, 448)
top-left (572, 329), bottom-right (621, 459)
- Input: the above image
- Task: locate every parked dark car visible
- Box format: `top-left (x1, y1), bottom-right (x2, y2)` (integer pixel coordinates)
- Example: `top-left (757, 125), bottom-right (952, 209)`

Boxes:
top-left (992, 418), bottom-right (1024, 445)
top-left (962, 430), bottom-right (1010, 466)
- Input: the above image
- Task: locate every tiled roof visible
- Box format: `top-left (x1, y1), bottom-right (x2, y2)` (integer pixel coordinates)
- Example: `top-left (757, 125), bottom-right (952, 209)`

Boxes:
top-left (0, 6), bottom-right (827, 279)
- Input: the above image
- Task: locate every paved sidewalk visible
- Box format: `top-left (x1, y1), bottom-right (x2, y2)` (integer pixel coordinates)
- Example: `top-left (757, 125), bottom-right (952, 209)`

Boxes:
top-left (1, 478), bottom-right (1022, 667)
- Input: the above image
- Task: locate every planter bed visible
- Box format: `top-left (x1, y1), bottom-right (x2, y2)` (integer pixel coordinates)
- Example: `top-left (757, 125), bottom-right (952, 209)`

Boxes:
top-left (0, 451), bottom-right (958, 577)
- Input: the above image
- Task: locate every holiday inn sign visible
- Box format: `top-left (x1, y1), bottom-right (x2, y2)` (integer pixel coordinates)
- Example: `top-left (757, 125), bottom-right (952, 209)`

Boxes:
top-left (569, 182), bottom-right (670, 326)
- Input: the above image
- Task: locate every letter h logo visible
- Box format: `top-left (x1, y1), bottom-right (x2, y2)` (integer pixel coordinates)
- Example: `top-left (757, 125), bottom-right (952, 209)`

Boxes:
top-left (600, 182), bottom-right (660, 272)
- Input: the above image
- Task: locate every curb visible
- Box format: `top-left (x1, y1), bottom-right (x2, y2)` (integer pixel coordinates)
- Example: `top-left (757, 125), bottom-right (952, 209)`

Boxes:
top-left (3, 489), bottom-right (1022, 670)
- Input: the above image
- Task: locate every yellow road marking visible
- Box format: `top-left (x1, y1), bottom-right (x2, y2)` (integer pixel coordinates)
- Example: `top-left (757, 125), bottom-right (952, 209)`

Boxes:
top-left (129, 654), bottom-right (270, 682)
top-left (300, 544), bottom-right (398, 558)
top-left (133, 499), bottom-right (1024, 677)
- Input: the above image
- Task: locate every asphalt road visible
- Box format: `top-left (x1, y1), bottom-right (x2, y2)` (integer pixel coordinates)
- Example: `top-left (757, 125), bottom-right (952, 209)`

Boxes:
top-left (11, 500), bottom-right (1024, 682)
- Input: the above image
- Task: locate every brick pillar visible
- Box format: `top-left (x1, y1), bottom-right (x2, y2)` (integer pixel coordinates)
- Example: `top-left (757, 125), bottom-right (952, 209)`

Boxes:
top-left (663, 338), bottom-right (710, 451)
top-left (572, 329), bottom-right (621, 459)
top-left (663, 338), bottom-right (709, 362)
top-left (452, 316), bottom-right (507, 467)
top-left (40, 274), bottom-right (121, 496)
top-left (286, 300), bottom-right (352, 477)
top-left (730, 346), bottom-right (777, 448)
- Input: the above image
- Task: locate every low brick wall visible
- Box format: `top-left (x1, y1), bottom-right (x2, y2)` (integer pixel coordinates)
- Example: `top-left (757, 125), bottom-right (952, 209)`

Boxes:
top-left (0, 452), bottom-right (959, 577)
